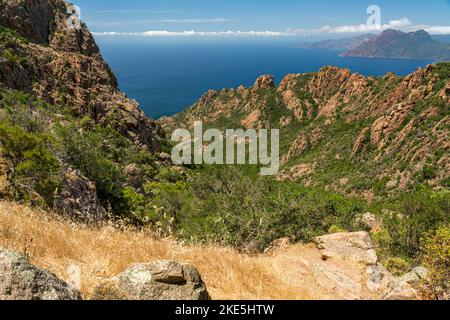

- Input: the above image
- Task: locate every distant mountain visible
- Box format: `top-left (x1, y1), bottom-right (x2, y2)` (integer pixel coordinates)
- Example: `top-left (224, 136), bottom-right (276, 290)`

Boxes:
top-left (298, 34), bottom-right (377, 50)
top-left (342, 29), bottom-right (450, 61)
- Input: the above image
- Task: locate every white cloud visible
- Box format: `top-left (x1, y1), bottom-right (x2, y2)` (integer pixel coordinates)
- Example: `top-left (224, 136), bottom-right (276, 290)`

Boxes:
top-left (91, 17), bottom-right (450, 38)
top-left (411, 25), bottom-right (450, 35)
top-left (287, 17), bottom-right (450, 35)
top-left (287, 17), bottom-right (411, 34)
top-left (93, 30), bottom-right (290, 37)
top-left (150, 18), bottom-right (231, 23)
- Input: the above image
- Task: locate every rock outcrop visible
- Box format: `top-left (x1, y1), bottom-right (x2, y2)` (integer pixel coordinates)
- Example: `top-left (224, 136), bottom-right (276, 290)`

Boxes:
top-left (311, 232), bottom-right (429, 300)
top-left (316, 232), bottom-right (378, 265)
top-left (354, 212), bottom-right (382, 232)
top-left (253, 75), bottom-right (275, 89)
top-left (92, 260), bottom-right (210, 300)
top-left (313, 232), bottom-right (393, 299)
top-left (381, 267), bottom-right (428, 300)
top-left (0, 0), bottom-right (162, 152)
top-left (0, 249), bottom-right (82, 300)
top-left (439, 83), bottom-right (450, 102)
top-left (54, 168), bottom-right (107, 223)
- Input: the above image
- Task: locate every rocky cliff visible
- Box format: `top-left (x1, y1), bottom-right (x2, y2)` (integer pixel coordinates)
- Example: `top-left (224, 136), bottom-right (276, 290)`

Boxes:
top-left (0, 0), bottom-right (166, 221)
top-left (164, 63), bottom-right (450, 198)
top-left (0, 0), bottom-right (162, 151)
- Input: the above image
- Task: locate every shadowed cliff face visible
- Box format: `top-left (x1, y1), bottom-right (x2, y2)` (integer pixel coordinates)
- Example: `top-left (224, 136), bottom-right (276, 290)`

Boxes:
top-left (0, 0), bottom-right (162, 152)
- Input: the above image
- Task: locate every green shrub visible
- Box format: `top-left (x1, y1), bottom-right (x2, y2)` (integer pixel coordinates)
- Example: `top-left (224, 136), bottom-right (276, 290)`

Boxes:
top-left (381, 190), bottom-right (450, 257)
top-left (420, 225), bottom-right (450, 300)
top-left (149, 166), bottom-right (366, 252)
top-left (384, 257), bottom-right (411, 276)
top-left (0, 122), bottom-right (60, 206)
top-left (57, 124), bottom-right (129, 214)
top-left (0, 26), bottom-right (29, 45)
top-left (328, 225), bottom-right (347, 234)
top-left (420, 164), bottom-right (438, 181)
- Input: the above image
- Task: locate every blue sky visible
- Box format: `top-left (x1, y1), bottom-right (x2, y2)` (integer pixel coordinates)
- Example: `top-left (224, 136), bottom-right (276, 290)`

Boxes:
top-left (73, 0), bottom-right (450, 38)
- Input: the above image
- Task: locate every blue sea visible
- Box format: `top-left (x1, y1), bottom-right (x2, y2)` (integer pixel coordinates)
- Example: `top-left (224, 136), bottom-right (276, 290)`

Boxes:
top-left (96, 39), bottom-right (431, 119)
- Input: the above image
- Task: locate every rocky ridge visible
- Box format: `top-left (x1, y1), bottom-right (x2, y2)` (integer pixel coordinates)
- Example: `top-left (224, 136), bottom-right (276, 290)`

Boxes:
top-left (165, 62), bottom-right (449, 196)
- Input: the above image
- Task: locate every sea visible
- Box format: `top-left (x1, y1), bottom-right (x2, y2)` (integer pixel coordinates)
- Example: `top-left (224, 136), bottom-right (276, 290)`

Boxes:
top-left (95, 38), bottom-right (431, 119)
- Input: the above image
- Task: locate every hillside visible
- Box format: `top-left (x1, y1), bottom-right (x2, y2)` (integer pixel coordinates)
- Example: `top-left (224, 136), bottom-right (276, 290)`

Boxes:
top-left (164, 64), bottom-right (450, 198)
top-left (299, 34), bottom-right (377, 50)
top-left (0, 0), bottom-right (170, 224)
top-left (342, 29), bottom-right (450, 61)
top-left (0, 0), bottom-right (449, 301)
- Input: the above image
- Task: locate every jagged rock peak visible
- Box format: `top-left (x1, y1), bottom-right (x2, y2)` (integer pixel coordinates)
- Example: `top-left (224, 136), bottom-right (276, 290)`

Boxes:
top-left (253, 74), bottom-right (275, 89)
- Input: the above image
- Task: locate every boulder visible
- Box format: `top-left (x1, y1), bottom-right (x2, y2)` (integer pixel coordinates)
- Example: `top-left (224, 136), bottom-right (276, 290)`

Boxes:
top-left (54, 168), bottom-right (107, 223)
top-left (124, 163), bottom-right (144, 191)
top-left (383, 282), bottom-right (420, 300)
top-left (92, 260), bottom-right (210, 300)
top-left (253, 75), bottom-right (275, 89)
top-left (0, 250), bottom-right (82, 300)
top-left (315, 232), bottom-right (378, 265)
top-left (311, 232), bottom-right (395, 299)
top-left (354, 212), bottom-right (382, 232)
top-left (366, 263), bottom-right (395, 292)
top-left (159, 152), bottom-right (172, 162)
top-left (312, 262), bottom-right (364, 300)
top-left (381, 266), bottom-right (428, 300)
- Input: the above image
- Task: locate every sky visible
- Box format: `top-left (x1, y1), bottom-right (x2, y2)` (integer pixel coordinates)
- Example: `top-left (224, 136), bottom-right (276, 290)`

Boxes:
top-left (72, 0), bottom-right (450, 39)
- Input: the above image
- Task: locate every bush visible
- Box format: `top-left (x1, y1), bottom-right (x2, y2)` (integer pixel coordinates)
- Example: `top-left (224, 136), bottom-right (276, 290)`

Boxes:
top-left (421, 225), bottom-right (450, 300)
top-left (0, 122), bottom-right (60, 206)
top-left (384, 257), bottom-right (411, 276)
top-left (328, 225), bottom-right (347, 234)
top-left (381, 189), bottom-right (450, 258)
top-left (0, 89), bottom-right (154, 216)
top-left (151, 166), bottom-right (366, 252)
top-left (57, 123), bottom-right (130, 214)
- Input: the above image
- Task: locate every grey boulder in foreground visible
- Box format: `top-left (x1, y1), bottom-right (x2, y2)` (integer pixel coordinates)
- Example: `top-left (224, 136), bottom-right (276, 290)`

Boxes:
top-left (0, 250), bottom-right (82, 300)
top-left (92, 260), bottom-right (210, 300)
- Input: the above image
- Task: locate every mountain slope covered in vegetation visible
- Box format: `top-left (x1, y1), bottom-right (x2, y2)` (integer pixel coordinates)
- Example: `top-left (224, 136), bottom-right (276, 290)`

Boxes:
top-left (164, 63), bottom-right (450, 198)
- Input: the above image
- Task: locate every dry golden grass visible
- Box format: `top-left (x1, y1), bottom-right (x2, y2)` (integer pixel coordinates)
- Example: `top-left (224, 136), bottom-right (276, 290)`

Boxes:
top-left (0, 201), bottom-right (315, 300)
